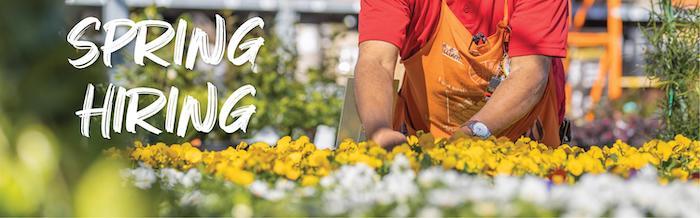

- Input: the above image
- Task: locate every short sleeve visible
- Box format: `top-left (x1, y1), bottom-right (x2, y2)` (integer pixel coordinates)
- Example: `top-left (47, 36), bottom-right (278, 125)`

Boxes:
top-left (508, 0), bottom-right (569, 57)
top-left (358, 0), bottom-right (411, 49)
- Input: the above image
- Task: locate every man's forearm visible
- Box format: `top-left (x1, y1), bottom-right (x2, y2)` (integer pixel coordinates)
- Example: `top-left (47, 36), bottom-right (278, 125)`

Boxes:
top-left (466, 56), bottom-right (551, 135)
top-left (354, 61), bottom-right (396, 137)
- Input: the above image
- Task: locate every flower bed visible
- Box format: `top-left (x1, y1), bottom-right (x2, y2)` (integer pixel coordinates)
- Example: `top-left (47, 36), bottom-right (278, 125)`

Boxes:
top-left (123, 134), bottom-right (700, 217)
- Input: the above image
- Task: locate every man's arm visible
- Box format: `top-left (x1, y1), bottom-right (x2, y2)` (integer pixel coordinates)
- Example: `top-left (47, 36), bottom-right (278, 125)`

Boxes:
top-left (354, 40), bottom-right (407, 147)
top-left (461, 55), bottom-right (550, 135)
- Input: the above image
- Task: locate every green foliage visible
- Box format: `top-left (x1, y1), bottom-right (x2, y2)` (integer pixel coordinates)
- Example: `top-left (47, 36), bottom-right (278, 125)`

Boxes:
top-left (116, 7), bottom-right (342, 142)
top-left (223, 35), bottom-right (343, 139)
top-left (642, 0), bottom-right (700, 140)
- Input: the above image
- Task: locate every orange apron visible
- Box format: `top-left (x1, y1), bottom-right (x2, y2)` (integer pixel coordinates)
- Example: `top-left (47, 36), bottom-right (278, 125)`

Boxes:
top-left (393, 0), bottom-right (563, 146)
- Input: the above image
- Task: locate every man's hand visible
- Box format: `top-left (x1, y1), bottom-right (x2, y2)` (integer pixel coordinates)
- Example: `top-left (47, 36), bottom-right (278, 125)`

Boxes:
top-left (354, 40), bottom-right (401, 148)
top-left (370, 128), bottom-right (407, 149)
top-left (461, 55), bottom-right (551, 136)
top-left (458, 125), bottom-right (472, 136)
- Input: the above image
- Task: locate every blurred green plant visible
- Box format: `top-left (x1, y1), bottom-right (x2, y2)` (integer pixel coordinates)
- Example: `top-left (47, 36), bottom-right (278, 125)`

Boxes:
top-left (0, 2), bottom-right (162, 216)
top-left (642, 0), bottom-right (700, 140)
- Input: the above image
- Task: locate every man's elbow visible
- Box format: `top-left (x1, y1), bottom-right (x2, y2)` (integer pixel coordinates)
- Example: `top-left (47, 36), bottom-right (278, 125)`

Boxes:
top-left (515, 66), bottom-right (549, 105)
top-left (355, 58), bottom-right (393, 83)
top-left (510, 55), bottom-right (551, 98)
top-left (533, 71), bottom-right (548, 98)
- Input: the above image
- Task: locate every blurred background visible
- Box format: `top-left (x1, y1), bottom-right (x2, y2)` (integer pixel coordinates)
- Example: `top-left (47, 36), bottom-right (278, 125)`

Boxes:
top-left (0, 0), bottom-right (697, 216)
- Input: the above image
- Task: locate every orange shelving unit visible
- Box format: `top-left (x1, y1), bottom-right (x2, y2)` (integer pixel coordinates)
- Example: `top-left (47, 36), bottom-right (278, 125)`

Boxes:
top-left (565, 0), bottom-right (623, 121)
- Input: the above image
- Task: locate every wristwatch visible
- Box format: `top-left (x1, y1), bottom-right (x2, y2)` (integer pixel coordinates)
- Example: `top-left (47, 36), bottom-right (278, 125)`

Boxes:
top-left (466, 120), bottom-right (491, 139)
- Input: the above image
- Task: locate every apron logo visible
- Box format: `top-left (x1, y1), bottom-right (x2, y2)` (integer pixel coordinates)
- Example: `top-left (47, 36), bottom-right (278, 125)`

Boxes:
top-left (441, 43), bottom-right (461, 64)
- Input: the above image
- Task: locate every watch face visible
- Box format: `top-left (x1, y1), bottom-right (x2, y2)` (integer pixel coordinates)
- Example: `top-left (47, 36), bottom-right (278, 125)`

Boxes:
top-left (472, 122), bottom-right (489, 137)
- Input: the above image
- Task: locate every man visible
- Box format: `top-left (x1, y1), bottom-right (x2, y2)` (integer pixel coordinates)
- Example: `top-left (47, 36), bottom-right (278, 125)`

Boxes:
top-left (354, 0), bottom-right (569, 147)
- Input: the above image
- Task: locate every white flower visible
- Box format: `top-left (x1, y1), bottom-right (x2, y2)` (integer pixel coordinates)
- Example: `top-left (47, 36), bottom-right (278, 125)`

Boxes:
top-left (390, 203), bottom-right (411, 217)
top-left (427, 188), bottom-right (461, 207)
top-left (320, 164), bottom-right (381, 215)
top-left (159, 168), bottom-right (184, 189)
top-left (417, 167), bottom-right (441, 187)
top-left (249, 181), bottom-right (270, 197)
top-left (627, 178), bottom-right (658, 209)
top-left (391, 155), bottom-right (411, 171)
top-left (650, 184), bottom-right (680, 217)
top-left (378, 155), bottom-right (418, 203)
top-left (439, 170), bottom-right (460, 187)
top-left (264, 189), bottom-right (286, 201)
top-left (274, 179), bottom-right (296, 191)
top-left (636, 165), bottom-right (658, 181)
top-left (548, 185), bottom-right (572, 209)
top-left (417, 206), bottom-right (442, 218)
top-left (565, 183), bottom-right (605, 217)
top-left (613, 203), bottom-right (644, 218)
top-left (157, 168), bottom-right (201, 189)
top-left (122, 163), bottom-right (157, 189)
top-left (179, 190), bottom-right (204, 206)
top-left (272, 167), bottom-right (695, 217)
top-left (473, 201), bottom-right (498, 217)
top-left (319, 176), bottom-right (335, 188)
top-left (493, 175), bottom-right (519, 203)
top-left (180, 168), bottom-right (202, 188)
top-left (517, 176), bottom-right (548, 206)
top-left (166, 68), bottom-right (178, 80)
top-left (298, 187), bottom-right (316, 197)
top-left (232, 203), bottom-right (253, 218)
top-left (248, 180), bottom-right (287, 201)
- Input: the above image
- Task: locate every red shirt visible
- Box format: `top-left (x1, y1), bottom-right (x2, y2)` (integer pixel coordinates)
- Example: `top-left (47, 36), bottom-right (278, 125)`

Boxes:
top-left (359, 0), bottom-right (569, 59)
top-left (358, 0), bottom-right (569, 121)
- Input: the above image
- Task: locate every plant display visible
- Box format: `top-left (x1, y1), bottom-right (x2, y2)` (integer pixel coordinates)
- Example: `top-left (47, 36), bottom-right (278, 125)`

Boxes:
top-left (642, 0), bottom-right (700, 140)
top-left (114, 7), bottom-right (342, 143)
top-left (121, 134), bottom-right (700, 217)
top-left (571, 114), bottom-right (661, 146)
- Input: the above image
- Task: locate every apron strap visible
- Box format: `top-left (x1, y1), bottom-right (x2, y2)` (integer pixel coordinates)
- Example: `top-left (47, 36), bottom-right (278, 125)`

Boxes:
top-left (503, 0), bottom-right (510, 25)
top-left (501, 0), bottom-right (511, 51)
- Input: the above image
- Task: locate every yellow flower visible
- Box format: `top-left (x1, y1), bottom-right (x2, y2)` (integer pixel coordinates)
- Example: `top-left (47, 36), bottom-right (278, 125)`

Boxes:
top-left (406, 135), bottom-right (418, 146)
top-left (418, 133), bottom-right (436, 149)
top-left (520, 158), bottom-right (539, 175)
top-left (302, 143), bottom-right (316, 154)
top-left (235, 141), bottom-right (249, 150)
top-left (301, 175), bottom-right (319, 186)
top-left (671, 168), bottom-right (689, 181)
top-left (391, 144), bottom-right (413, 156)
top-left (496, 159), bottom-right (514, 175)
top-left (368, 146), bottom-right (387, 157)
top-left (125, 134), bottom-right (699, 187)
top-left (675, 134), bottom-right (691, 146)
top-left (273, 160), bottom-right (287, 175)
top-left (277, 136), bottom-right (292, 148)
top-left (567, 158), bottom-right (584, 176)
top-left (587, 147), bottom-right (604, 160)
top-left (442, 156), bottom-right (457, 169)
top-left (287, 152), bottom-right (302, 164)
top-left (183, 145), bottom-right (202, 164)
top-left (604, 158), bottom-right (616, 168)
top-left (285, 169), bottom-right (301, 180)
top-left (307, 150), bottom-right (330, 167)
top-left (552, 174), bottom-right (565, 184)
top-left (656, 141), bottom-right (675, 161)
top-left (552, 149), bottom-right (567, 163)
top-left (223, 168), bottom-right (254, 186)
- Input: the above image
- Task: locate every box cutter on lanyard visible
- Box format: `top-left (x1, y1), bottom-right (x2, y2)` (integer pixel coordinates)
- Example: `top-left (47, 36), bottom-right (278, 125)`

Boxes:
top-left (469, 32), bottom-right (511, 100)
